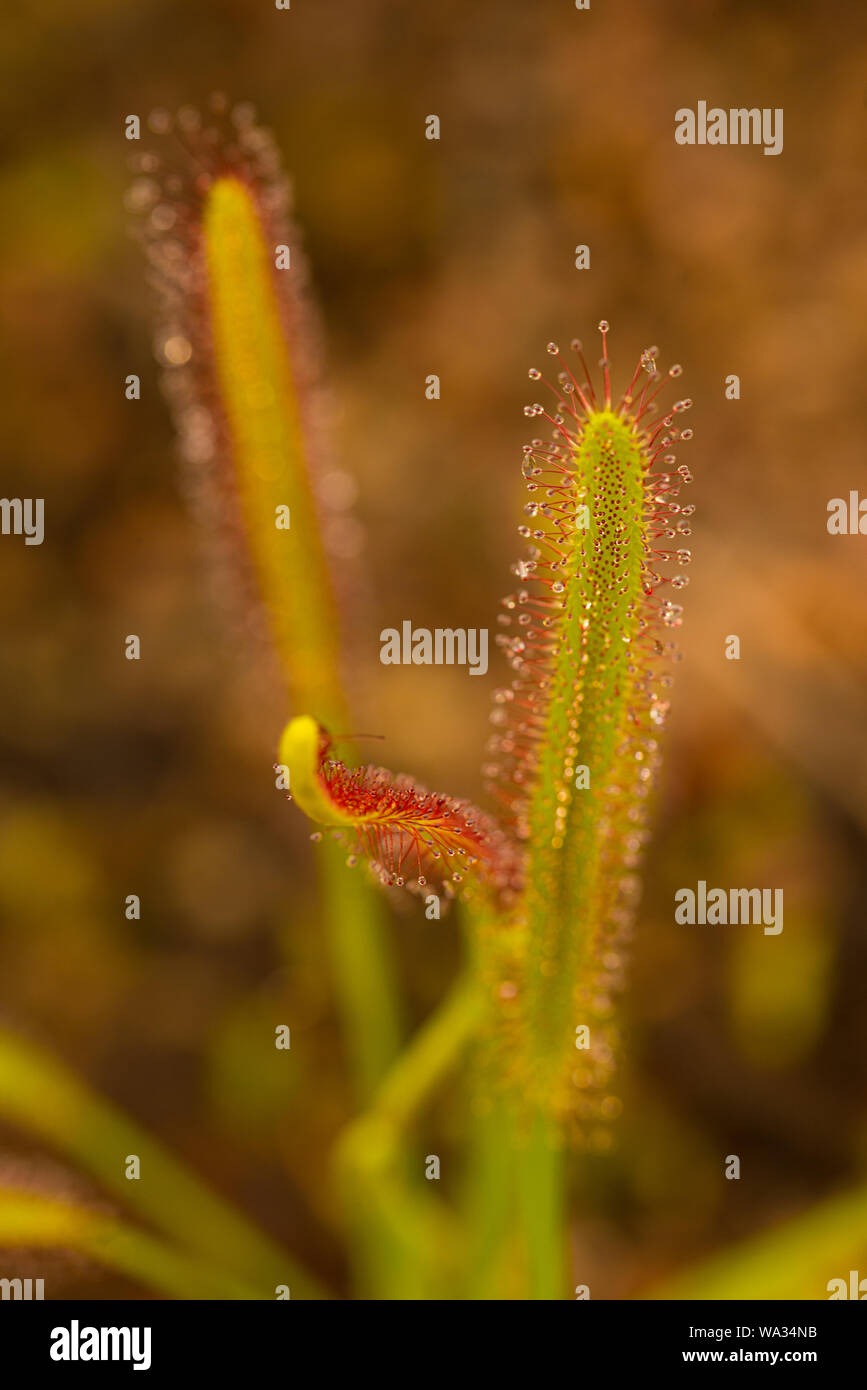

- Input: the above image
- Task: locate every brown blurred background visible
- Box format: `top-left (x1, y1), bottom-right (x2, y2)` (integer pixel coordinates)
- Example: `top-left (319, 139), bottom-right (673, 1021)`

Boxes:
top-left (0, 0), bottom-right (865, 1297)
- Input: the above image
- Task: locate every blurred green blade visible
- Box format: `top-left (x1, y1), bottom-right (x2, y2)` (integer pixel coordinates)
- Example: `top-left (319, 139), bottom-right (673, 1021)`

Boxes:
top-left (0, 1025), bottom-right (329, 1298)
top-left (0, 1189), bottom-right (260, 1300)
top-left (647, 1184), bottom-right (867, 1299)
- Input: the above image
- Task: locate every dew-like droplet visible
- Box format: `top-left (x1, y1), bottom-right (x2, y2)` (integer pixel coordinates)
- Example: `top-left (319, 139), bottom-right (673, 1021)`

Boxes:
top-left (162, 334), bottom-right (192, 365)
top-left (649, 699), bottom-right (670, 726)
top-left (150, 204), bottom-right (176, 232)
top-left (125, 178), bottom-right (159, 212)
top-left (177, 105), bottom-right (201, 133)
top-left (232, 101), bottom-right (257, 128)
top-left (147, 108), bottom-right (173, 134)
top-left (659, 601), bottom-right (683, 627)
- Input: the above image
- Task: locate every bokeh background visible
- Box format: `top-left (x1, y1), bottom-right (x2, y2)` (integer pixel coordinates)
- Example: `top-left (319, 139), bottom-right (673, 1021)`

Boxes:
top-left (0, 0), bottom-right (865, 1297)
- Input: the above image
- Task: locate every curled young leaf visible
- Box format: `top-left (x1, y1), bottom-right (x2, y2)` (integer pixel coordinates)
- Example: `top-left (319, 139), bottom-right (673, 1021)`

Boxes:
top-left (279, 716), bottom-right (521, 903)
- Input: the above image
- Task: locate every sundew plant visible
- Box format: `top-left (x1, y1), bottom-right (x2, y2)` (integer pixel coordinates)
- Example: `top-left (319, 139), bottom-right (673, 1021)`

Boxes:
top-left (0, 93), bottom-right (863, 1307)
top-left (138, 97), bottom-right (695, 1298)
top-left (28, 93), bottom-right (857, 1305)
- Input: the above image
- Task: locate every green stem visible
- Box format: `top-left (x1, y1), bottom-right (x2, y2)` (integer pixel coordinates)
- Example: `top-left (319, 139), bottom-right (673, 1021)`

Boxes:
top-left (514, 1111), bottom-right (567, 1299)
top-left (335, 969), bottom-right (482, 1297)
top-left (319, 840), bottom-right (405, 1100)
top-left (360, 968), bottom-right (483, 1129)
top-left (462, 1095), bottom-right (567, 1299)
top-left (461, 1099), bottom-right (516, 1298)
